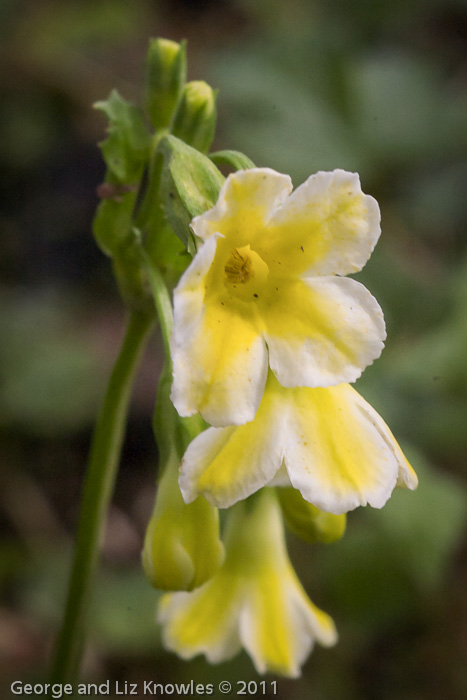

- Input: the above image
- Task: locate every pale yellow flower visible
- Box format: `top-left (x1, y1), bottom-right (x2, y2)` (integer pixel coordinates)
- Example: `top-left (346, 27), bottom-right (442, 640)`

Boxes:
top-left (171, 168), bottom-right (385, 426)
top-left (179, 372), bottom-right (418, 513)
top-left (158, 490), bottom-right (337, 677)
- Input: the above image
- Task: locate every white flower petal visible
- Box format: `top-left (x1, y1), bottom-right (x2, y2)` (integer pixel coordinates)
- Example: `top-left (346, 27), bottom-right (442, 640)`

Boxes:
top-left (264, 276), bottom-right (386, 388)
top-left (171, 236), bottom-right (268, 426)
top-left (191, 168), bottom-right (293, 242)
top-left (179, 384), bottom-right (287, 507)
top-left (266, 169), bottom-right (380, 276)
top-left (158, 584), bottom-right (242, 663)
top-left (283, 383), bottom-right (409, 513)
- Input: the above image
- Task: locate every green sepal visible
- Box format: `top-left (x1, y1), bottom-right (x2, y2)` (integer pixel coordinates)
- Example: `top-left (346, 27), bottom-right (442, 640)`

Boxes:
top-left (209, 150), bottom-right (256, 171)
top-left (159, 135), bottom-right (224, 255)
top-left (171, 81), bottom-right (217, 154)
top-left (142, 456), bottom-right (225, 591)
top-left (94, 90), bottom-right (151, 184)
top-left (144, 38), bottom-right (187, 131)
top-left (278, 487), bottom-right (346, 544)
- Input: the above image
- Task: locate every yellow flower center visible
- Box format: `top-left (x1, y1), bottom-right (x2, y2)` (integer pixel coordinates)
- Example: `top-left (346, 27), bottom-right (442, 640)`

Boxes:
top-left (223, 245), bottom-right (269, 302)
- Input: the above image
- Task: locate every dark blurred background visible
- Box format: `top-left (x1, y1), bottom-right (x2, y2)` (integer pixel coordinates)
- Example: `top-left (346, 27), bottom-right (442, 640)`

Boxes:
top-left (1, 1), bottom-right (467, 698)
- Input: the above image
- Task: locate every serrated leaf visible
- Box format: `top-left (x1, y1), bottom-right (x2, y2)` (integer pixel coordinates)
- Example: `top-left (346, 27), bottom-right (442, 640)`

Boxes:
top-left (95, 89), bottom-right (151, 183)
top-left (159, 135), bottom-right (224, 254)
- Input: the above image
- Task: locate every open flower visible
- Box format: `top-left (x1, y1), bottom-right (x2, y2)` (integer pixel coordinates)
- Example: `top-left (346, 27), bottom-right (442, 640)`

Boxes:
top-left (158, 489), bottom-right (337, 677)
top-left (170, 167), bottom-right (385, 426)
top-left (179, 372), bottom-right (418, 513)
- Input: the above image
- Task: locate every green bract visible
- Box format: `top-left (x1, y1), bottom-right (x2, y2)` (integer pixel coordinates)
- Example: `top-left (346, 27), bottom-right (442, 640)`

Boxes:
top-left (159, 135), bottom-right (224, 254)
top-left (92, 91), bottom-right (153, 307)
top-left (95, 90), bottom-right (151, 184)
top-left (209, 150), bottom-right (256, 171)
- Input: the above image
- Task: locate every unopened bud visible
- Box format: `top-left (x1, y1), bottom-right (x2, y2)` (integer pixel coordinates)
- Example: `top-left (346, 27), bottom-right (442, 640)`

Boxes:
top-left (142, 457), bottom-right (224, 591)
top-left (278, 488), bottom-right (346, 544)
top-left (171, 81), bottom-right (217, 153)
top-left (145, 38), bottom-right (186, 131)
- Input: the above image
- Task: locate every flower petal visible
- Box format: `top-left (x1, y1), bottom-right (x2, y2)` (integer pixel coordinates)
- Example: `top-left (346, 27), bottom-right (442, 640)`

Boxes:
top-left (179, 384), bottom-right (286, 507)
top-left (283, 382), bottom-right (414, 513)
top-left (355, 399), bottom-right (418, 491)
top-left (191, 168), bottom-right (293, 246)
top-left (158, 577), bottom-right (242, 663)
top-left (264, 169), bottom-right (380, 277)
top-left (239, 566), bottom-right (337, 677)
top-left (171, 235), bottom-right (268, 426)
top-left (264, 276), bottom-right (386, 388)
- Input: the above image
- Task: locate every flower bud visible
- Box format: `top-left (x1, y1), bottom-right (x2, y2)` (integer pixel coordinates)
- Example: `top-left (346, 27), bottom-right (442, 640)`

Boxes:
top-left (171, 81), bottom-right (217, 154)
top-left (142, 457), bottom-right (224, 591)
top-left (145, 38), bottom-right (186, 131)
top-left (278, 488), bottom-right (346, 544)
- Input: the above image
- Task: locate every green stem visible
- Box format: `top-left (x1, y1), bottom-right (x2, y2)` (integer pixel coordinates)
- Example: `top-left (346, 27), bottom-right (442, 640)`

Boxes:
top-left (143, 254), bottom-right (173, 359)
top-left (142, 253), bottom-right (207, 459)
top-left (50, 309), bottom-right (154, 684)
top-left (141, 253), bottom-right (177, 466)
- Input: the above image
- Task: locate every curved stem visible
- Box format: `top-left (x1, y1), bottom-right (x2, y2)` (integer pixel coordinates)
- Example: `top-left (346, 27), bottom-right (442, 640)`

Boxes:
top-left (50, 309), bottom-right (154, 684)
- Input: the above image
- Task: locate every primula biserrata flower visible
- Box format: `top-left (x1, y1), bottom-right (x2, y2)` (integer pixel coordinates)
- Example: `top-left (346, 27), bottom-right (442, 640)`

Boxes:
top-left (170, 167), bottom-right (385, 426)
top-left (158, 489), bottom-right (337, 677)
top-left (179, 372), bottom-right (418, 513)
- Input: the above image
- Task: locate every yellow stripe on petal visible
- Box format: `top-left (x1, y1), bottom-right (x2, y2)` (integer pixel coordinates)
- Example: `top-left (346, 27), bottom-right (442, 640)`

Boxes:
top-left (263, 276), bottom-right (385, 388)
top-left (283, 381), bottom-right (408, 513)
top-left (241, 573), bottom-right (301, 677)
top-left (180, 380), bottom-right (286, 508)
top-left (264, 169), bottom-right (380, 277)
top-left (191, 168), bottom-right (293, 246)
top-left (158, 575), bottom-right (242, 662)
top-left (171, 236), bottom-right (268, 426)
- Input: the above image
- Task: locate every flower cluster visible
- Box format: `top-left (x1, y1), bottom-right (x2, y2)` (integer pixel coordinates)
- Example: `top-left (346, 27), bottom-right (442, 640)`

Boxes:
top-left (85, 37), bottom-right (418, 684)
top-left (144, 162), bottom-right (417, 676)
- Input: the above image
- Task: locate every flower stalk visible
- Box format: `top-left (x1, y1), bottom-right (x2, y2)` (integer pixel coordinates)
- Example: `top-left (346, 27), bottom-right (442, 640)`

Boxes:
top-left (50, 309), bottom-right (154, 684)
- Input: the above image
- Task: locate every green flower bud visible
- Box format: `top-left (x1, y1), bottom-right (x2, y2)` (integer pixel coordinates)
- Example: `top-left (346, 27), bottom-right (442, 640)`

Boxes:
top-left (171, 81), bottom-right (217, 154)
top-left (142, 457), bottom-right (224, 591)
top-left (145, 38), bottom-right (186, 131)
top-left (278, 488), bottom-right (346, 544)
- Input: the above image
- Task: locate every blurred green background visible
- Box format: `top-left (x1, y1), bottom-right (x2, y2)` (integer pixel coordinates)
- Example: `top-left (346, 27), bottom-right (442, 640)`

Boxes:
top-left (1, 1), bottom-right (467, 698)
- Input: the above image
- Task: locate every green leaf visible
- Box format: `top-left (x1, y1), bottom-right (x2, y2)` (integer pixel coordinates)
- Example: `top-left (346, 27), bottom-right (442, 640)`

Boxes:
top-left (209, 150), bottom-right (256, 171)
top-left (159, 135), bottom-right (224, 254)
top-left (94, 89), bottom-right (151, 183)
